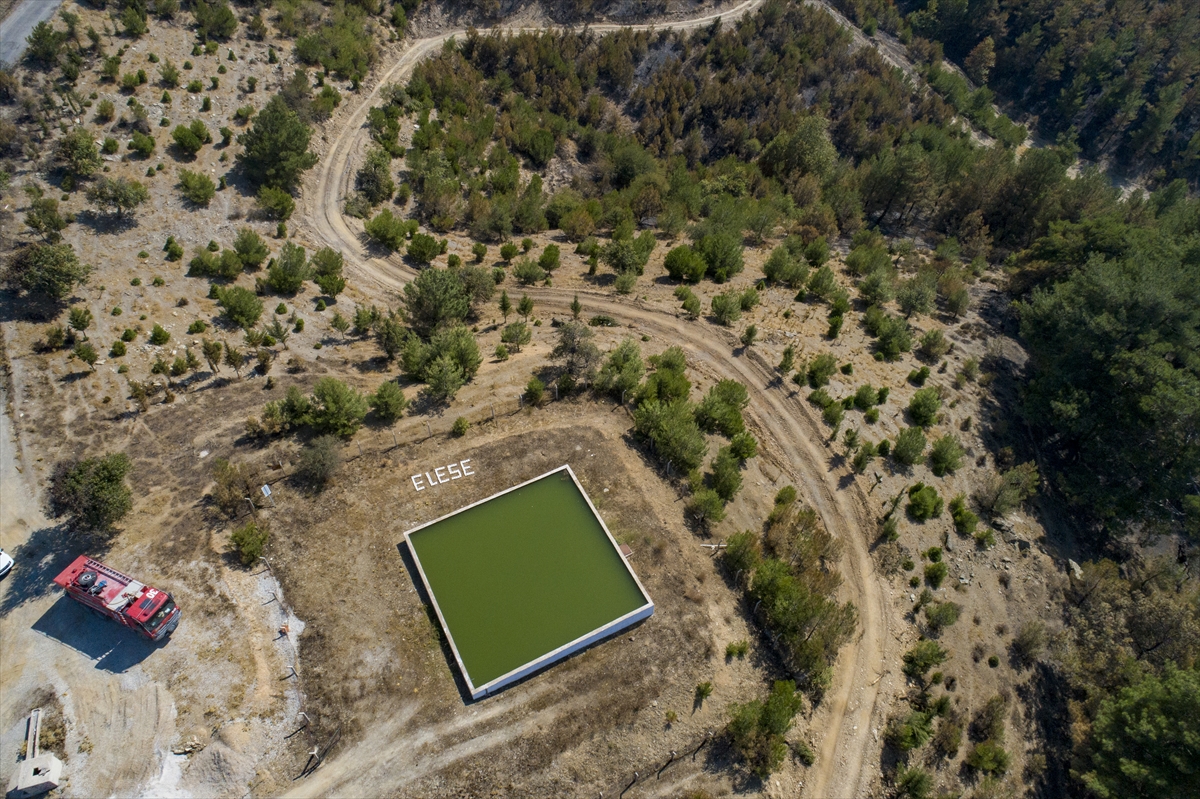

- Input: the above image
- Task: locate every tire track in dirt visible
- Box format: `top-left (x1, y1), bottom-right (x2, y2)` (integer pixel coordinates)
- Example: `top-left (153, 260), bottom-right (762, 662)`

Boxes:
top-left (297, 3), bottom-right (889, 794)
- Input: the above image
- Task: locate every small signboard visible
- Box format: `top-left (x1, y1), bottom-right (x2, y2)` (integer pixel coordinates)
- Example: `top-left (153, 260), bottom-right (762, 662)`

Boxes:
top-left (261, 485), bottom-right (272, 497)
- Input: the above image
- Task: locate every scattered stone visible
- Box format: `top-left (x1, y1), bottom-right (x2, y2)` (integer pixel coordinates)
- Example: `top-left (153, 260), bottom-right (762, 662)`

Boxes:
top-left (171, 737), bottom-right (205, 755)
top-left (1068, 559), bottom-right (1084, 580)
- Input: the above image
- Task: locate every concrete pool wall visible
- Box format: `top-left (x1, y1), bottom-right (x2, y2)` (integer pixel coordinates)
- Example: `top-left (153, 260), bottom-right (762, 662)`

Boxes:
top-left (403, 464), bottom-right (654, 700)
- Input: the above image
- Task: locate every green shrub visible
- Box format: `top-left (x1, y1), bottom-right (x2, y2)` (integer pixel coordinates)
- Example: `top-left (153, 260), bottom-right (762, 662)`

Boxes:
top-left (407, 232), bottom-right (441, 264)
top-left (725, 640), bottom-right (749, 659)
top-left (949, 494), bottom-right (979, 534)
top-left (902, 640), bottom-right (948, 679)
top-left (893, 427), bottom-right (927, 465)
top-left (894, 766), bottom-right (933, 799)
top-left (887, 709), bottom-right (934, 752)
top-left (822, 401), bottom-right (844, 429)
top-left (256, 185), bottom-right (295, 221)
top-left (524, 376), bottom-right (545, 406)
top-left (966, 740), bottom-right (1010, 774)
top-left (726, 680), bottom-right (803, 777)
top-left (710, 446), bottom-right (743, 502)
top-left (230, 520), bottom-right (269, 565)
top-left (929, 434), bottom-right (964, 476)
top-left (216, 286), bottom-right (263, 328)
top-left (918, 328), bottom-right (950, 362)
top-left (907, 483), bottom-right (943, 520)
top-left (452, 416), bottom-right (471, 436)
top-left (172, 119), bottom-right (210, 154)
top-left (853, 384), bottom-right (878, 410)
top-left (149, 324), bottom-right (170, 345)
top-left (164, 236), bottom-right (184, 261)
top-left (129, 131), bottom-right (156, 157)
top-left (925, 600), bottom-right (961, 630)
top-left (178, 169), bottom-right (216, 205)
top-left (364, 208), bottom-right (410, 251)
top-left (925, 561), bottom-right (949, 588)
top-left (687, 488), bottom-right (726, 526)
top-left (370, 381), bottom-right (408, 422)
top-left (665, 244), bottom-right (707, 283)
top-left (807, 353), bottom-right (838, 387)
top-left (513, 258), bottom-right (547, 286)
top-left (908, 387), bottom-right (942, 427)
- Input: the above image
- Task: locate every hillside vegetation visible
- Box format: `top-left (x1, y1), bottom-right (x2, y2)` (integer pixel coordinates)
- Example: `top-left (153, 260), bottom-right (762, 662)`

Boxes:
top-left (829, 0), bottom-right (1199, 184)
top-left (376, 2), bottom-right (1199, 541)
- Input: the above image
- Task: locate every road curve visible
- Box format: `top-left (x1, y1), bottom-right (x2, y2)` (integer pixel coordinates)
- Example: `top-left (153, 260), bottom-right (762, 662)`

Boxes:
top-left (0, 0), bottom-right (63, 69)
top-left (297, 3), bottom-right (888, 796)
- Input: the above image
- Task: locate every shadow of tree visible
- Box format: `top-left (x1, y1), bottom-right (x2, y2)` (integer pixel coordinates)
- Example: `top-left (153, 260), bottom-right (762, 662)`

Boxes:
top-left (0, 522), bottom-right (108, 618)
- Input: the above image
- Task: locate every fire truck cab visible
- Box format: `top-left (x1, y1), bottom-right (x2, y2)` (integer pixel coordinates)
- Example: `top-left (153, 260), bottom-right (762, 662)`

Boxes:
top-left (52, 556), bottom-right (181, 641)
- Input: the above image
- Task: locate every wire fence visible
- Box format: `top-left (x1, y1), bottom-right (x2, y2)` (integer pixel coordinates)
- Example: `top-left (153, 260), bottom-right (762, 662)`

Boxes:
top-left (597, 730), bottom-right (716, 799)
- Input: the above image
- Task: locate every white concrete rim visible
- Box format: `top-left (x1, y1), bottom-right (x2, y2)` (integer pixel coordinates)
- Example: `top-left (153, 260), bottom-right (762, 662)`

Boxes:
top-left (402, 464), bottom-right (655, 700)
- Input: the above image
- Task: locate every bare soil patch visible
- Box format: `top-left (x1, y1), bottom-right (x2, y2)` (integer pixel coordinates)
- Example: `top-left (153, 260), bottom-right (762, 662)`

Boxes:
top-left (264, 403), bottom-right (806, 798)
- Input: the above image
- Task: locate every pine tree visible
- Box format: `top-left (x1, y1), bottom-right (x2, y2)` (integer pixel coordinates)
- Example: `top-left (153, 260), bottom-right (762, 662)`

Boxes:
top-left (223, 342), bottom-right (244, 377)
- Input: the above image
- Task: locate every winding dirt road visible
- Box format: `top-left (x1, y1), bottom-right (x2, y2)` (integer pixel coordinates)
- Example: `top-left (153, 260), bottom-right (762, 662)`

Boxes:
top-left (296, 3), bottom-right (889, 795)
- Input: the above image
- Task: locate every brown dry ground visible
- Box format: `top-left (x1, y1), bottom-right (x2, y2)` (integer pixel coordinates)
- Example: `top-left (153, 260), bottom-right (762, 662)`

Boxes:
top-left (265, 405), bottom-right (802, 799)
top-left (1, 2), bottom-right (1073, 798)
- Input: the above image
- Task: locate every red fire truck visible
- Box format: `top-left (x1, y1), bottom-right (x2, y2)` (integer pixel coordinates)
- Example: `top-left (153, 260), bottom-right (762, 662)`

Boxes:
top-left (52, 556), bottom-right (181, 641)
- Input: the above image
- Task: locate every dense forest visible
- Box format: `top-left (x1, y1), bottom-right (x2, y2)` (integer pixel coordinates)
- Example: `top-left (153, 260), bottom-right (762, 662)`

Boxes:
top-left (829, 0), bottom-right (1200, 184)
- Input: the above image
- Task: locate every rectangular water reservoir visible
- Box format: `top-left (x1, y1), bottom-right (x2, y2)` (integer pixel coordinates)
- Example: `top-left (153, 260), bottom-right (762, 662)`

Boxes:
top-left (404, 465), bottom-right (654, 699)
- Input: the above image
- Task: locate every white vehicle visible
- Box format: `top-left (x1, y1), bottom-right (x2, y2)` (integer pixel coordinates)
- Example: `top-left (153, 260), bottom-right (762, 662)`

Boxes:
top-left (0, 548), bottom-right (13, 579)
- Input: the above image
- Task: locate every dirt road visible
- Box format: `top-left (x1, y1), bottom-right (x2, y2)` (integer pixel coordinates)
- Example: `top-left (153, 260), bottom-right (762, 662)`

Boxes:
top-left (0, 0), bottom-right (62, 69)
top-left (296, 2), bottom-right (891, 795)
top-left (0, 370), bottom-right (303, 797)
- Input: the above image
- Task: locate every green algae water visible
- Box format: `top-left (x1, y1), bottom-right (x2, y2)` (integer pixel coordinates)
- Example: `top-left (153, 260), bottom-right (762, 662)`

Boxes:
top-left (407, 468), bottom-right (650, 691)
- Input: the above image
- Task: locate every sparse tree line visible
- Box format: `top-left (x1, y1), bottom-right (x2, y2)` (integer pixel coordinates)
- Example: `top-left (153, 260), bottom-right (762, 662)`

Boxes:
top-left (6, 0), bottom-right (346, 272)
top-left (717, 487), bottom-right (857, 776)
top-left (879, 554), bottom-right (1200, 799)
